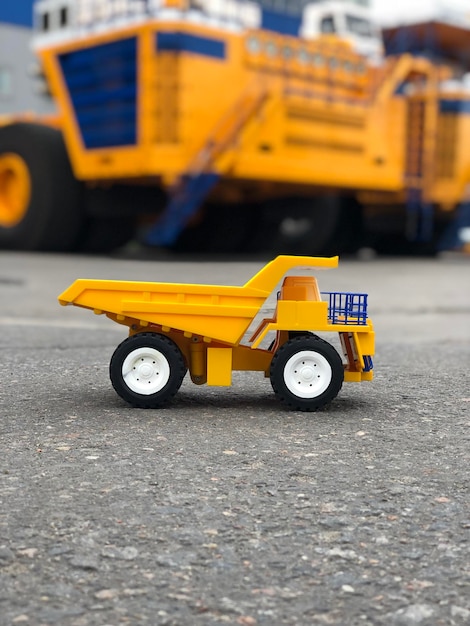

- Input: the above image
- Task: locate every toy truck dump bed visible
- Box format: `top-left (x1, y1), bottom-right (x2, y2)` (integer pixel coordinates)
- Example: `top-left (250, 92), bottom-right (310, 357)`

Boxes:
top-left (59, 255), bottom-right (375, 411)
top-left (58, 255), bottom-right (338, 345)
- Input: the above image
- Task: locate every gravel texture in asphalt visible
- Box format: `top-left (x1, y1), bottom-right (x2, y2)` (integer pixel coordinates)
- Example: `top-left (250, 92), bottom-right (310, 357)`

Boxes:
top-left (0, 252), bottom-right (469, 626)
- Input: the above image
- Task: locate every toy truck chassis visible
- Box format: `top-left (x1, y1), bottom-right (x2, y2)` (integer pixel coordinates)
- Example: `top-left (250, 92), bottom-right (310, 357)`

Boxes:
top-left (58, 255), bottom-right (374, 411)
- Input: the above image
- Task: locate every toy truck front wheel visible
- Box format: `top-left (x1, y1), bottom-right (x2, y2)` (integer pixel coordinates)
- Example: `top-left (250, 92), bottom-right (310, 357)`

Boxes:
top-left (270, 336), bottom-right (344, 411)
top-left (110, 333), bottom-right (186, 408)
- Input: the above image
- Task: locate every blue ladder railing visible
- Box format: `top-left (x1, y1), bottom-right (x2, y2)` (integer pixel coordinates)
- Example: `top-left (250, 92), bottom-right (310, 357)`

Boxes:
top-left (322, 292), bottom-right (369, 326)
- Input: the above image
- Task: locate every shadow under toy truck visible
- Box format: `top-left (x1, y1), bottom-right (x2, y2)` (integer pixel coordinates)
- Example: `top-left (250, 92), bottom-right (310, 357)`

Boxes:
top-left (58, 255), bottom-right (374, 411)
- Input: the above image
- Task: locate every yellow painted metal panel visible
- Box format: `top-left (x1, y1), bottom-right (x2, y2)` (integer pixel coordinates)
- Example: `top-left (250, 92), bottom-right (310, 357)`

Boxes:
top-left (232, 345), bottom-right (272, 372)
top-left (244, 255), bottom-right (338, 291)
top-left (207, 348), bottom-right (232, 386)
top-left (34, 19), bottom-right (420, 196)
top-left (276, 301), bottom-right (330, 331)
top-left (32, 12), bottom-right (467, 223)
top-left (355, 330), bottom-right (376, 356)
top-left (344, 371), bottom-right (362, 382)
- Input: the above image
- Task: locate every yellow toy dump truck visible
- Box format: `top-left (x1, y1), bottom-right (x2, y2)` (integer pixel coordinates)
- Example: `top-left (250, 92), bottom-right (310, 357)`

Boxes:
top-left (58, 255), bottom-right (374, 411)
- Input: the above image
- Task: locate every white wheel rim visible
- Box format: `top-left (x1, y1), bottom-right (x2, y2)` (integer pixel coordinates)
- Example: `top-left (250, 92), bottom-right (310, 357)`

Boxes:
top-left (122, 347), bottom-right (170, 395)
top-left (283, 350), bottom-right (332, 399)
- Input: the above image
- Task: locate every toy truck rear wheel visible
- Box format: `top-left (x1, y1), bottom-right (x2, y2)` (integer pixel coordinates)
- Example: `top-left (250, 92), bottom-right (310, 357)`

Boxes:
top-left (110, 333), bottom-right (186, 408)
top-left (0, 123), bottom-right (83, 251)
top-left (270, 336), bottom-right (344, 411)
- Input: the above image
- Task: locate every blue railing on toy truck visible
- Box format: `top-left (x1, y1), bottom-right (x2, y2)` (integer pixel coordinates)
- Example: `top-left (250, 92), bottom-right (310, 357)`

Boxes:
top-left (322, 292), bottom-right (369, 326)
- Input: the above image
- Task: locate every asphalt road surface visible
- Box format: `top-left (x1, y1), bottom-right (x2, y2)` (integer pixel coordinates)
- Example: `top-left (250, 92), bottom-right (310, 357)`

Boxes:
top-left (0, 251), bottom-right (469, 626)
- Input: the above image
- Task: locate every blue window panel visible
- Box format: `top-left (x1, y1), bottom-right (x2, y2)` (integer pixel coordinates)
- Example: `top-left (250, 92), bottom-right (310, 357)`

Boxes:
top-left (71, 85), bottom-right (136, 109)
top-left (156, 32), bottom-right (226, 59)
top-left (60, 38), bottom-right (137, 70)
top-left (82, 127), bottom-right (137, 149)
top-left (76, 102), bottom-right (136, 129)
top-left (64, 63), bottom-right (137, 92)
top-left (440, 100), bottom-right (470, 114)
top-left (0, 0), bottom-right (34, 28)
top-left (59, 37), bottom-right (138, 149)
top-left (261, 9), bottom-right (301, 36)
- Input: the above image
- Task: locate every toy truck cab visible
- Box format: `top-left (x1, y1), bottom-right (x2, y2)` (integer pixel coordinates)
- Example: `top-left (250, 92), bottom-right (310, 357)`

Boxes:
top-left (59, 255), bottom-right (374, 411)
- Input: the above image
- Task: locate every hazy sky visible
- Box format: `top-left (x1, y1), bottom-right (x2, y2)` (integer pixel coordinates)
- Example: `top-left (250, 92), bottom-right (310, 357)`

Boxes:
top-left (371, 0), bottom-right (470, 25)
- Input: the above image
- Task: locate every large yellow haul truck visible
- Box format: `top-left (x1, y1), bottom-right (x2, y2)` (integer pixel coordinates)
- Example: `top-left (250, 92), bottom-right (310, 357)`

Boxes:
top-left (1, 0), bottom-right (470, 253)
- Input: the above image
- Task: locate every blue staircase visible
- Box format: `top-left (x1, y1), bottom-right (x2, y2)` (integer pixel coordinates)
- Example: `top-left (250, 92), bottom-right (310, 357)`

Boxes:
top-left (406, 188), bottom-right (434, 242)
top-left (143, 84), bottom-right (268, 248)
top-left (405, 98), bottom-right (435, 242)
top-left (144, 173), bottom-right (220, 247)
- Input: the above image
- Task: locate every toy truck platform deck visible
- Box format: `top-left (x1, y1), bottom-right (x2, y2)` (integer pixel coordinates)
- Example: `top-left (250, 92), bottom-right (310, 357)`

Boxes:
top-left (58, 255), bottom-right (375, 411)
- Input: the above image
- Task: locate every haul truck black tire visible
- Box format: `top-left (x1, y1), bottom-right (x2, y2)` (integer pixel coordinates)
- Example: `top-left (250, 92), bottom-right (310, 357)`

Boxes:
top-left (76, 185), bottom-right (144, 253)
top-left (0, 123), bottom-right (84, 251)
top-left (270, 335), bottom-right (344, 411)
top-left (110, 333), bottom-right (186, 408)
top-left (77, 214), bottom-right (137, 253)
top-left (253, 195), bottom-right (341, 256)
top-left (171, 202), bottom-right (253, 253)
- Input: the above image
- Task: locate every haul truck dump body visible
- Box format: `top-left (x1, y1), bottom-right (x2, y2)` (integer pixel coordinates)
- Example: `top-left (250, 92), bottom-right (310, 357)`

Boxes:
top-left (59, 255), bottom-right (375, 411)
top-left (1, 0), bottom-right (470, 252)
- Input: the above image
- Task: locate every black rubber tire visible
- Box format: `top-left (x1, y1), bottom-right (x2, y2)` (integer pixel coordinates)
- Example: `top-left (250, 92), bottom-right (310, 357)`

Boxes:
top-left (75, 185), bottom-right (145, 253)
top-left (251, 195), bottom-right (341, 256)
top-left (110, 333), bottom-right (186, 408)
top-left (363, 202), bottom-right (448, 256)
top-left (76, 216), bottom-right (136, 253)
top-left (0, 123), bottom-right (84, 251)
top-left (171, 202), bottom-right (253, 253)
top-left (270, 335), bottom-right (344, 411)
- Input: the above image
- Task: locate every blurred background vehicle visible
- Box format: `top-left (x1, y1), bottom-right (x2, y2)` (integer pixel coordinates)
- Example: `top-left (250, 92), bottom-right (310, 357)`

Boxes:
top-left (1, 0), bottom-right (470, 254)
